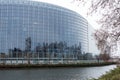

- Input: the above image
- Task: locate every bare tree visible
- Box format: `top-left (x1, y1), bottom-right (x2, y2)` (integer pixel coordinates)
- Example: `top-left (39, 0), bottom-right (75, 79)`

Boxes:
top-left (74, 0), bottom-right (120, 55)
top-left (94, 29), bottom-right (110, 54)
top-left (99, 53), bottom-right (110, 62)
top-left (91, 0), bottom-right (120, 55)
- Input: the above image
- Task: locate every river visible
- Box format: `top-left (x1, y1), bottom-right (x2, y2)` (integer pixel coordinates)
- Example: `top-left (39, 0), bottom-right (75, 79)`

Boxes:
top-left (0, 65), bottom-right (116, 80)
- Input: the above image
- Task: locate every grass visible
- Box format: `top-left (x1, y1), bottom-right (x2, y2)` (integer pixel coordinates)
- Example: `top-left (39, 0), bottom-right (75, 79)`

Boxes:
top-left (91, 67), bottom-right (120, 80)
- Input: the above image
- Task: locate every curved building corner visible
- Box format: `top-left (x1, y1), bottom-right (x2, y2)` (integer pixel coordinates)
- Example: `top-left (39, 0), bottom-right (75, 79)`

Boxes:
top-left (0, 0), bottom-right (89, 61)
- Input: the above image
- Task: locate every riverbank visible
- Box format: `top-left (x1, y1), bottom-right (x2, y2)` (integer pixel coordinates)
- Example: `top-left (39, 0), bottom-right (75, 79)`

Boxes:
top-left (0, 62), bottom-right (116, 69)
top-left (92, 66), bottom-right (120, 80)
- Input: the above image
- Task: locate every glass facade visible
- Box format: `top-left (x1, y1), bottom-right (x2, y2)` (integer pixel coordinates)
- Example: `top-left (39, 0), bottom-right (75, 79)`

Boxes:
top-left (0, 0), bottom-right (88, 59)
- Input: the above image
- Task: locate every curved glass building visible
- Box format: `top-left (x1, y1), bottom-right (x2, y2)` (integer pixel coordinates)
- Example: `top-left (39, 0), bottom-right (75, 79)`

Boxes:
top-left (0, 0), bottom-right (88, 60)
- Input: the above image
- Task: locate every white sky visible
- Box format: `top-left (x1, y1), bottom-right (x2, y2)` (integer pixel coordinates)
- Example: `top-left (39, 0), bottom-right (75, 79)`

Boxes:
top-left (32, 0), bottom-right (101, 29)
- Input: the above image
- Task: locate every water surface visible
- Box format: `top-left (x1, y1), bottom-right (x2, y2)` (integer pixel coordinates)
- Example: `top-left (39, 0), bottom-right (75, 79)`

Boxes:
top-left (0, 65), bottom-right (116, 80)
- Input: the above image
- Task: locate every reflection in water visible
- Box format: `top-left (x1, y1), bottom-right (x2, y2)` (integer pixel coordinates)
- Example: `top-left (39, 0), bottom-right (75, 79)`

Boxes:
top-left (0, 65), bottom-right (116, 80)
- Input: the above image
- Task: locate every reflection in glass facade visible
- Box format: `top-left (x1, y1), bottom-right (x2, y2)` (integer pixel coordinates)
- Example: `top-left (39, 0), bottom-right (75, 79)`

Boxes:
top-left (0, 0), bottom-right (88, 60)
